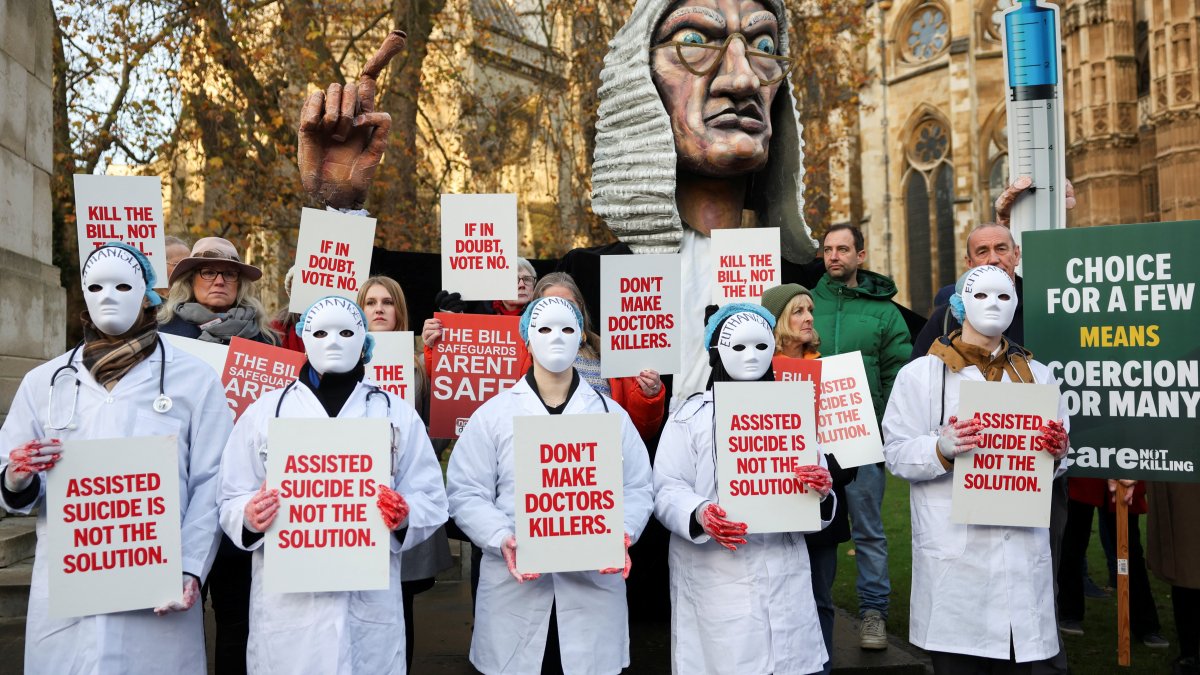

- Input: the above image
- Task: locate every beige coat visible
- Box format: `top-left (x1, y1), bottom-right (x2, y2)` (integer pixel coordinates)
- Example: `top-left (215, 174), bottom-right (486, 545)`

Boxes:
top-left (1147, 481), bottom-right (1200, 588)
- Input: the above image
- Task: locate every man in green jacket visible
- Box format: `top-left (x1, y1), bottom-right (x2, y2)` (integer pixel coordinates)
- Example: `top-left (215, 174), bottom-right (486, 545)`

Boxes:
top-left (811, 224), bottom-right (912, 651)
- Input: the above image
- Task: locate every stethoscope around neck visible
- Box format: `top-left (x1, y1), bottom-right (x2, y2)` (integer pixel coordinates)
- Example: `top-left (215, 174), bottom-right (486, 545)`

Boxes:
top-left (45, 337), bottom-right (172, 432)
top-left (265, 377), bottom-right (400, 476)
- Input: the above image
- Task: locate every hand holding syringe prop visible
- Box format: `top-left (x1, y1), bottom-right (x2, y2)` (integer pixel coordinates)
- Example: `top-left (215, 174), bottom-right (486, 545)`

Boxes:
top-left (1000, 0), bottom-right (1067, 251)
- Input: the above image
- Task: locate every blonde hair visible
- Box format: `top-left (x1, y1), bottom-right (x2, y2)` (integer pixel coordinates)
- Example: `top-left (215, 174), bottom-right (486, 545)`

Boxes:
top-left (158, 269), bottom-right (279, 345)
top-left (357, 275), bottom-right (426, 400)
top-left (773, 293), bottom-right (820, 355)
top-left (357, 276), bottom-right (410, 332)
top-left (532, 272), bottom-right (600, 360)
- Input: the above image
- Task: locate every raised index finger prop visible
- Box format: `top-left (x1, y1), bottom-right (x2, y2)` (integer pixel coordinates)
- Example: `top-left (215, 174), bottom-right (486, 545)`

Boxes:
top-left (357, 29), bottom-right (407, 113)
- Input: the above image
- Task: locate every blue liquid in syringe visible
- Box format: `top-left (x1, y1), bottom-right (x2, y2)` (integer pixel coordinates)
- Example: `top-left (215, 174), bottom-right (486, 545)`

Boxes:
top-left (1005, 0), bottom-right (1058, 95)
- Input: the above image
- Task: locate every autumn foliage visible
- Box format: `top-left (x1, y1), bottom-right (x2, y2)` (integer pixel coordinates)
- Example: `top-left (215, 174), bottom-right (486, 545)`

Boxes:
top-left (52, 0), bottom-right (872, 327)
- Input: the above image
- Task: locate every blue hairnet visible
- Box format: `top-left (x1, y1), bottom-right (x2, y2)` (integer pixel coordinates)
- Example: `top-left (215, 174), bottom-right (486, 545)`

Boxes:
top-left (296, 295), bottom-right (376, 364)
top-left (704, 302), bottom-right (776, 348)
top-left (85, 241), bottom-right (163, 307)
top-left (519, 296), bottom-right (585, 344)
top-left (950, 265), bottom-right (1011, 323)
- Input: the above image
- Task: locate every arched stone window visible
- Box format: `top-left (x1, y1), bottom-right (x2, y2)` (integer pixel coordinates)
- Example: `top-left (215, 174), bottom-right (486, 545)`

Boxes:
top-left (983, 0), bottom-right (1015, 44)
top-left (902, 112), bottom-right (955, 316)
top-left (981, 103), bottom-right (1010, 220)
top-left (899, 2), bottom-right (951, 65)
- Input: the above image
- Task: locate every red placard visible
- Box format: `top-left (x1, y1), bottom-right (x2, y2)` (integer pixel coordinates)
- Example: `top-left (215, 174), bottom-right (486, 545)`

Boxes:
top-left (772, 356), bottom-right (822, 420)
top-left (429, 313), bottom-right (526, 438)
top-left (223, 337), bottom-right (307, 422)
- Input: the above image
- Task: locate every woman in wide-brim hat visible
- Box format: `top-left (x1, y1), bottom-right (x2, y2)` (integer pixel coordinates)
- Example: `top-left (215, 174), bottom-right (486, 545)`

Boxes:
top-left (158, 236), bottom-right (278, 345)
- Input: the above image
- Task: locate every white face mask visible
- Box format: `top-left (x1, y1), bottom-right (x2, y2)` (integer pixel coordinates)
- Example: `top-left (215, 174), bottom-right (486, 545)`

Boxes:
top-left (716, 313), bottom-right (775, 381)
top-left (82, 248), bottom-right (147, 336)
top-left (302, 298), bottom-right (367, 375)
top-left (527, 298), bottom-right (581, 374)
top-left (961, 266), bottom-right (1017, 338)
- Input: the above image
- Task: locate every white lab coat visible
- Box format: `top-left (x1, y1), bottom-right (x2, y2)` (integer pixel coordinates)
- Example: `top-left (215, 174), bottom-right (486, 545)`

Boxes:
top-left (446, 376), bottom-right (654, 675)
top-left (653, 390), bottom-right (833, 675)
top-left (0, 340), bottom-right (230, 675)
top-left (882, 354), bottom-right (1069, 662)
top-left (218, 376), bottom-right (448, 675)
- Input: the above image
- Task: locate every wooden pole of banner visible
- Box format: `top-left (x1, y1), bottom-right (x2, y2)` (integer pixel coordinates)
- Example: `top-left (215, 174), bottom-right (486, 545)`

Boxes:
top-left (1116, 481), bottom-right (1130, 667)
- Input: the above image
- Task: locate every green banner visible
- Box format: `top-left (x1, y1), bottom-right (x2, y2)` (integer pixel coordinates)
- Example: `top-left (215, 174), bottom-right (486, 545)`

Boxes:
top-left (1024, 221), bottom-right (1199, 482)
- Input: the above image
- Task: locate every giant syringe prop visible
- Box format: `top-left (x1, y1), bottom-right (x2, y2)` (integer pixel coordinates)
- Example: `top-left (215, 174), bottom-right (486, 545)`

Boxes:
top-left (1000, 0), bottom-right (1067, 252)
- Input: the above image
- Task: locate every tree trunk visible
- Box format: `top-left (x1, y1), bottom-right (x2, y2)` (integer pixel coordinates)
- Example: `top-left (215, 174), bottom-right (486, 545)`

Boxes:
top-left (50, 4), bottom-right (82, 344)
top-left (373, 0), bottom-right (447, 245)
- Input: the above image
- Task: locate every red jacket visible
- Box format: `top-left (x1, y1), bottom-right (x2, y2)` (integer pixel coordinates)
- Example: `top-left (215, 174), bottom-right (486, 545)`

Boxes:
top-left (270, 317), bottom-right (306, 354)
top-left (1069, 477), bottom-right (1147, 514)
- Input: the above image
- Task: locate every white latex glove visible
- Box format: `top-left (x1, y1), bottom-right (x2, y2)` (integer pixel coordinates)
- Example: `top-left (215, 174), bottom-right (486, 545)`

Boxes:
top-left (4, 439), bottom-right (63, 492)
top-left (243, 483), bottom-right (280, 533)
top-left (937, 415), bottom-right (982, 460)
top-left (154, 575), bottom-right (200, 616)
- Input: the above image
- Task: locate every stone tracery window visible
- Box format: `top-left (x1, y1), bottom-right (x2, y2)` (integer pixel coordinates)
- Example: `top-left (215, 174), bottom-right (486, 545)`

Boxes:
top-left (902, 3), bottom-right (951, 64)
top-left (985, 0), bottom-right (1015, 43)
top-left (903, 113), bottom-right (955, 316)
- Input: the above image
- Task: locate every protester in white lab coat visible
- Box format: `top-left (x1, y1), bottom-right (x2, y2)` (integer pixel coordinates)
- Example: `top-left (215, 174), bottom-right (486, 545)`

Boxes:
top-left (0, 242), bottom-right (229, 674)
top-left (446, 296), bottom-right (654, 675)
top-left (654, 302), bottom-right (835, 675)
top-left (882, 266), bottom-right (1071, 672)
top-left (218, 296), bottom-right (448, 674)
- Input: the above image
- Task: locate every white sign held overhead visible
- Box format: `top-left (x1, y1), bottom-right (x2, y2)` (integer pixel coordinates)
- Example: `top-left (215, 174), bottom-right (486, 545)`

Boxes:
top-left (73, 175), bottom-right (168, 284)
top-left (440, 194), bottom-right (518, 301)
top-left (711, 227), bottom-right (781, 305)
top-left (290, 208), bottom-right (377, 313)
top-left (599, 253), bottom-right (682, 378)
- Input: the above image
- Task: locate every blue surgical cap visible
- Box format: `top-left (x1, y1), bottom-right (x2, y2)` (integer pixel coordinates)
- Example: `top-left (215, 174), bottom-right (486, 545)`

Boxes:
top-left (296, 295), bottom-right (376, 364)
top-left (703, 302), bottom-right (776, 349)
top-left (519, 296), bottom-right (585, 344)
top-left (83, 241), bottom-right (163, 307)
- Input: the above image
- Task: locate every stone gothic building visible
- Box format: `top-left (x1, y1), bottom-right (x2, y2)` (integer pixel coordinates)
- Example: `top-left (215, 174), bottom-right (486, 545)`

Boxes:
top-left (851, 0), bottom-right (1200, 315)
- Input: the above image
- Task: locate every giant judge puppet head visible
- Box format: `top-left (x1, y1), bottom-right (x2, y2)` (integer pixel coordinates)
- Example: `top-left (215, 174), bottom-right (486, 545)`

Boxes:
top-left (298, 296), bottom-right (375, 375)
top-left (520, 297), bottom-right (586, 374)
top-left (82, 243), bottom-right (162, 336)
top-left (592, 0), bottom-right (816, 262)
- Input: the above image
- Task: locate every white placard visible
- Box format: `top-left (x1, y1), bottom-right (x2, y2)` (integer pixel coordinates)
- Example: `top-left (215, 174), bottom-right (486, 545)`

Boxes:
top-left (711, 227), bottom-right (781, 305)
top-left (265, 418), bottom-right (392, 593)
top-left (368, 331), bottom-right (416, 407)
top-left (289, 208), bottom-right (378, 312)
top-left (599, 253), bottom-right (681, 378)
top-left (46, 436), bottom-right (182, 618)
top-left (73, 175), bottom-right (167, 284)
top-left (440, 193), bottom-right (518, 301)
top-left (814, 352), bottom-right (884, 468)
top-left (513, 414), bottom-right (625, 574)
top-left (714, 381), bottom-right (821, 533)
top-left (952, 381), bottom-right (1060, 527)
top-left (161, 333), bottom-right (229, 375)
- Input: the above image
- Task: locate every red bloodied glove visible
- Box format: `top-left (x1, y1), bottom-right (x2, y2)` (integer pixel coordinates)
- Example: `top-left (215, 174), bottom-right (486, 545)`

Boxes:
top-left (154, 575), bottom-right (200, 616)
top-left (243, 484), bottom-right (280, 533)
top-left (1036, 419), bottom-right (1069, 461)
top-left (937, 416), bottom-right (982, 460)
top-left (501, 535), bottom-right (541, 583)
top-left (376, 485), bottom-right (409, 530)
top-left (599, 533), bottom-right (633, 579)
top-left (794, 464), bottom-right (832, 498)
top-left (4, 439), bottom-right (63, 492)
top-left (699, 503), bottom-right (748, 552)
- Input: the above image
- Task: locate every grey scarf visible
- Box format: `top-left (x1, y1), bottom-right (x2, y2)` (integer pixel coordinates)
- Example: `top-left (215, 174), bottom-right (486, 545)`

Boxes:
top-left (174, 302), bottom-right (261, 344)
